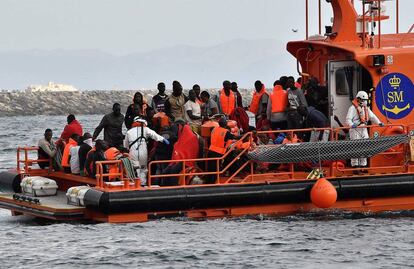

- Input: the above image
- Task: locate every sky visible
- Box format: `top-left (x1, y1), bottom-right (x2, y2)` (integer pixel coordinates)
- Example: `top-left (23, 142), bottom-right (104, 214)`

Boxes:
top-left (0, 0), bottom-right (412, 55)
top-left (0, 0), bottom-right (412, 89)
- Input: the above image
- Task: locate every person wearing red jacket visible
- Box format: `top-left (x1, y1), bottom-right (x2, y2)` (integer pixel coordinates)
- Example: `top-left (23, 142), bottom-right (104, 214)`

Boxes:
top-left (60, 114), bottom-right (83, 143)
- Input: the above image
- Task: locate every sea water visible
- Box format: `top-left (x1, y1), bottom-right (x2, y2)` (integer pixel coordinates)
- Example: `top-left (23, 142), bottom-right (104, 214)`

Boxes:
top-left (0, 115), bottom-right (413, 268)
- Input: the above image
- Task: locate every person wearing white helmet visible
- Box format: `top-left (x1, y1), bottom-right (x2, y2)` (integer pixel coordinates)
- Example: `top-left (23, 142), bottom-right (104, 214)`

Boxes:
top-left (124, 116), bottom-right (169, 185)
top-left (346, 91), bottom-right (384, 169)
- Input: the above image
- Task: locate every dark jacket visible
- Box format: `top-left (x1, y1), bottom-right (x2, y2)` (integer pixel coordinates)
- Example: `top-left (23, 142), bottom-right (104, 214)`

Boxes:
top-left (305, 106), bottom-right (329, 128)
top-left (124, 103), bottom-right (155, 129)
top-left (78, 143), bottom-right (92, 172)
top-left (93, 112), bottom-right (125, 147)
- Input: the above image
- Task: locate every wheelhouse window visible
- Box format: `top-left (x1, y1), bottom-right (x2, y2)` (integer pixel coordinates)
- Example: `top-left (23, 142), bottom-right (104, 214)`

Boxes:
top-left (335, 68), bottom-right (349, 96)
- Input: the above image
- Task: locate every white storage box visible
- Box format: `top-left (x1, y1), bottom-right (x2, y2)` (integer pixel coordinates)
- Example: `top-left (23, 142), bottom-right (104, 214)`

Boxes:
top-left (66, 186), bottom-right (90, 206)
top-left (20, 176), bottom-right (58, 197)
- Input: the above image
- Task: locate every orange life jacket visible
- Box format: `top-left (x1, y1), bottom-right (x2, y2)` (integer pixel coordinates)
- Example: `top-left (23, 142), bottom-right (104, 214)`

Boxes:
top-left (152, 112), bottom-right (170, 128)
top-left (209, 126), bottom-right (228, 155)
top-left (61, 138), bottom-right (78, 168)
top-left (105, 147), bottom-right (121, 180)
top-left (352, 99), bottom-right (369, 124)
top-left (249, 85), bottom-right (268, 114)
top-left (219, 89), bottom-right (235, 115)
top-left (270, 85), bottom-right (288, 113)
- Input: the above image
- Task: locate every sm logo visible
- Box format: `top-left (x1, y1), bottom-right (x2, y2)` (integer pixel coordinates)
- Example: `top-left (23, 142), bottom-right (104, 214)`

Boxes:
top-left (375, 73), bottom-right (414, 119)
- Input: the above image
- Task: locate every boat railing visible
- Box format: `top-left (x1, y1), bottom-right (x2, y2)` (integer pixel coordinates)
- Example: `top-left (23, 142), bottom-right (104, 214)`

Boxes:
top-left (147, 124), bottom-right (411, 188)
top-left (17, 147), bottom-right (52, 174)
top-left (95, 160), bottom-right (140, 190)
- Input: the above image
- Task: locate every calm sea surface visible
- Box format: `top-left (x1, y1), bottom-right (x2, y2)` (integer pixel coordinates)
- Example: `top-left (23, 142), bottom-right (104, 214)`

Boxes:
top-left (0, 115), bottom-right (413, 269)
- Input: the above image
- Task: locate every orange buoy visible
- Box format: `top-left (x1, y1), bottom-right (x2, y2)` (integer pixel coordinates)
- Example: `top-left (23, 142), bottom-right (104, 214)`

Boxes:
top-left (310, 178), bottom-right (337, 208)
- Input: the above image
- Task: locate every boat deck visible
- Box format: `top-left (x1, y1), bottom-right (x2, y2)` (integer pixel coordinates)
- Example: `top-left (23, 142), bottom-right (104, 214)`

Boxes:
top-left (0, 191), bottom-right (85, 220)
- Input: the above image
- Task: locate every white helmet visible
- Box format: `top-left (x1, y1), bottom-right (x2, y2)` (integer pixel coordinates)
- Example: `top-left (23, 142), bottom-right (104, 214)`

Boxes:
top-left (133, 116), bottom-right (147, 126)
top-left (356, 91), bottom-right (369, 100)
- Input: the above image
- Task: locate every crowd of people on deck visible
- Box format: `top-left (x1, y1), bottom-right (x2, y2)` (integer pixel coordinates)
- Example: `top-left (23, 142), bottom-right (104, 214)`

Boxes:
top-left (37, 75), bottom-right (384, 185)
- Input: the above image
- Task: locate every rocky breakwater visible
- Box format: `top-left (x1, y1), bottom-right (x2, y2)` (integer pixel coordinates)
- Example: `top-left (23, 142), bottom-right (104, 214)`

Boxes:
top-left (0, 88), bottom-right (255, 117)
top-left (0, 90), bottom-right (149, 117)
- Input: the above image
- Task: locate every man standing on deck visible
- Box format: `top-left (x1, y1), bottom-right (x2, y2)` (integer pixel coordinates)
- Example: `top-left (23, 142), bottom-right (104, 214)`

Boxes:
top-left (93, 103), bottom-right (125, 148)
top-left (286, 76), bottom-right (308, 129)
top-left (346, 91), bottom-right (383, 169)
top-left (231, 82), bottom-right (243, 108)
top-left (151, 82), bottom-right (168, 113)
top-left (217, 80), bottom-right (236, 117)
top-left (164, 81), bottom-right (188, 122)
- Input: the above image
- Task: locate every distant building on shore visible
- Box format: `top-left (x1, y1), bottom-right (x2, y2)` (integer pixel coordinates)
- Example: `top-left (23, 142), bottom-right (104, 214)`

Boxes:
top-left (25, 82), bottom-right (79, 92)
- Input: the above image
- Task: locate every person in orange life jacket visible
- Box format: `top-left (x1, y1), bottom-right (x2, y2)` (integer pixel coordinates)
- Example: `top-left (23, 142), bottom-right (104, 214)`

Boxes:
top-left (192, 84), bottom-right (203, 104)
top-left (217, 80), bottom-right (236, 116)
top-left (231, 82), bottom-right (243, 108)
top-left (85, 140), bottom-right (108, 178)
top-left (93, 103), bottom-right (125, 148)
top-left (61, 133), bottom-right (79, 173)
top-left (37, 129), bottom-right (57, 169)
top-left (346, 91), bottom-right (383, 168)
top-left (78, 133), bottom-right (93, 177)
top-left (206, 117), bottom-right (240, 184)
top-left (125, 92), bottom-right (155, 129)
top-left (60, 114), bottom-right (83, 143)
top-left (200, 91), bottom-right (219, 118)
top-left (164, 81), bottom-right (188, 122)
top-left (266, 80), bottom-right (288, 130)
top-left (249, 80), bottom-right (269, 119)
top-left (151, 82), bottom-right (169, 113)
top-left (286, 76), bottom-right (308, 130)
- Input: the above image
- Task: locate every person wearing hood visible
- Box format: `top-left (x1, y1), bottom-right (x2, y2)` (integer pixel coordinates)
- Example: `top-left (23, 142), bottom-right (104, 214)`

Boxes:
top-left (78, 133), bottom-right (93, 176)
top-left (346, 91), bottom-right (383, 169)
top-left (124, 116), bottom-right (170, 185)
top-left (125, 92), bottom-right (155, 129)
top-left (164, 81), bottom-right (188, 122)
top-left (249, 80), bottom-right (269, 118)
top-left (60, 114), bottom-right (83, 143)
top-left (93, 103), bottom-right (125, 148)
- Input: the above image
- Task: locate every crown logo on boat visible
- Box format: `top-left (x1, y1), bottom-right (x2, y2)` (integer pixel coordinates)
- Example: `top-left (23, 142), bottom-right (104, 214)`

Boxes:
top-left (389, 75), bottom-right (401, 89)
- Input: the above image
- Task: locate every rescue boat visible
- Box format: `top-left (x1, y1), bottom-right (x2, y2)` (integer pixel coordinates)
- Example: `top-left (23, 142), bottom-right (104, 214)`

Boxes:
top-left (1, 0), bottom-right (414, 223)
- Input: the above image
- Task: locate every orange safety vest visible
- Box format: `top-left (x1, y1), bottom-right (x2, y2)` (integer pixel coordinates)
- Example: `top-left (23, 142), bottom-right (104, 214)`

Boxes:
top-left (270, 85), bottom-right (288, 113)
top-left (61, 138), bottom-right (78, 168)
top-left (105, 147), bottom-right (121, 180)
top-left (352, 99), bottom-right (369, 124)
top-left (249, 85), bottom-right (268, 114)
top-left (219, 89), bottom-right (235, 116)
top-left (209, 126), bottom-right (228, 155)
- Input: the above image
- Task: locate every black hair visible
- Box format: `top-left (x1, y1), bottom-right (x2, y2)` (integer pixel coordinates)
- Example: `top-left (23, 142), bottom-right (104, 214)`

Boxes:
top-left (45, 128), bottom-right (52, 133)
top-left (273, 80), bottom-right (282, 86)
top-left (67, 114), bottom-right (75, 123)
top-left (113, 103), bottom-right (121, 109)
top-left (200, 91), bottom-right (210, 98)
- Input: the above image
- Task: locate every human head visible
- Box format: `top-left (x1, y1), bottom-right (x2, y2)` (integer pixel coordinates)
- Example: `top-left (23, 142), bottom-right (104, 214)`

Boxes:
top-left (273, 80), bottom-right (282, 87)
top-left (218, 117), bottom-right (227, 128)
top-left (172, 81), bottom-right (183, 96)
top-left (230, 82), bottom-right (237, 92)
top-left (188, 89), bottom-right (196, 102)
top-left (95, 139), bottom-right (107, 152)
top-left (287, 76), bottom-right (296, 90)
top-left (82, 132), bottom-right (92, 141)
top-left (200, 91), bottom-right (210, 103)
top-left (133, 92), bottom-right (143, 104)
top-left (70, 133), bottom-right (79, 143)
top-left (157, 82), bottom-right (166, 95)
top-left (192, 84), bottom-right (201, 97)
top-left (258, 133), bottom-right (269, 144)
top-left (223, 80), bottom-right (231, 91)
top-left (297, 105), bottom-right (308, 117)
top-left (44, 129), bottom-right (53, 141)
top-left (254, 80), bottom-right (263, 92)
top-left (67, 114), bottom-right (75, 124)
top-left (112, 103), bottom-right (121, 116)
top-left (356, 91), bottom-right (369, 106)
top-left (279, 76), bottom-right (288, 89)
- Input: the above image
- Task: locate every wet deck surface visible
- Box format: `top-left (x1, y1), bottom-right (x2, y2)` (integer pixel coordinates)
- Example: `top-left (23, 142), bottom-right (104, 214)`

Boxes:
top-left (0, 191), bottom-right (84, 210)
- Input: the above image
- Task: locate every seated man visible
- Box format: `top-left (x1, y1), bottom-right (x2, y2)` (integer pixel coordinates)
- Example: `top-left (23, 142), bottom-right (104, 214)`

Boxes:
top-left (78, 133), bottom-right (93, 176)
top-left (85, 140), bottom-right (108, 178)
top-left (61, 133), bottom-right (79, 173)
top-left (37, 129), bottom-right (57, 169)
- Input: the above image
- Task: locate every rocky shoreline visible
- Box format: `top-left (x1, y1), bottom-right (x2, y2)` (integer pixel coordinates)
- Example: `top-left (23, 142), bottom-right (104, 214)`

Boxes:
top-left (0, 89), bottom-right (253, 117)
